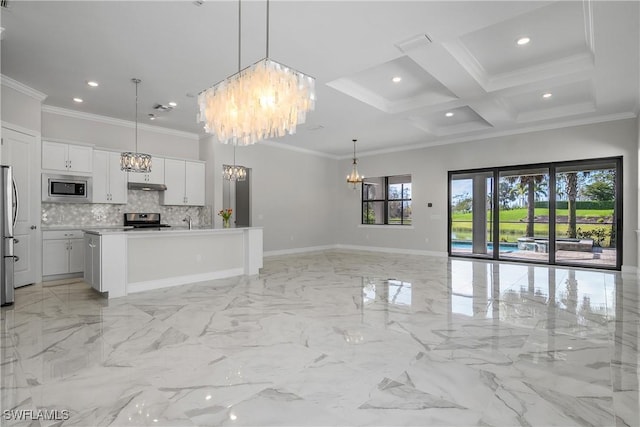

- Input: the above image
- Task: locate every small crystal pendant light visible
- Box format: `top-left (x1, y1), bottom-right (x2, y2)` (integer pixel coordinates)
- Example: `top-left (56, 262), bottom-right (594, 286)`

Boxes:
top-left (346, 139), bottom-right (363, 189)
top-left (121, 78), bottom-right (152, 173)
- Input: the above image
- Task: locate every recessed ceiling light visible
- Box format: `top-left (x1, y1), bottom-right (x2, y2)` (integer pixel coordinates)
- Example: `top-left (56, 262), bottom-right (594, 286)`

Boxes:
top-left (87, 81), bottom-right (99, 87)
top-left (516, 36), bottom-right (531, 46)
top-left (148, 114), bottom-right (156, 120)
top-left (392, 76), bottom-right (402, 83)
top-left (542, 92), bottom-right (552, 99)
top-left (73, 97), bottom-right (83, 103)
top-left (168, 101), bottom-right (177, 107)
top-left (445, 112), bottom-right (454, 117)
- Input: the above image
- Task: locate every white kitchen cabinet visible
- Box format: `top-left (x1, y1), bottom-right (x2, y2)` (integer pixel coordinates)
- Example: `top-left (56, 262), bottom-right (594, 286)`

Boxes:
top-left (93, 150), bottom-right (127, 204)
top-left (185, 161), bottom-right (205, 206)
top-left (42, 141), bottom-right (93, 174)
top-left (42, 230), bottom-right (84, 277)
top-left (128, 157), bottom-right (165, 185)
top-left (161, 159), bottom-right (205, 206)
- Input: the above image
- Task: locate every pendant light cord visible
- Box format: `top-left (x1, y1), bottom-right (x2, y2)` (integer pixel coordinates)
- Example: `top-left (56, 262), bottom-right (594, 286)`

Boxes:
top-left (353, 139), bottom-right (357, 165)
top-left (235, 0), bottom-right (241, 170)
top-left (133, 78), bottom-right (141, 152)
top-left (266, 0), bottom-right (270, 58)
top-left (238, 0), bottom-right (242, 72)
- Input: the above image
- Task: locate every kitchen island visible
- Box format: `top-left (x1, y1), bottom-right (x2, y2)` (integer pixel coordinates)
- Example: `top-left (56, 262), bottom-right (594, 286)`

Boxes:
top-left (83, 227), bottom-right (263, 298)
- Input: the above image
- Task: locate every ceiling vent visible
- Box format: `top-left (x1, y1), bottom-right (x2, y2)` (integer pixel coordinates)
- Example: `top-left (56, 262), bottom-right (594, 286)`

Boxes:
top-left (153, 103), bottom-right (174, 112)
top-left (395, 34), bottom-right (433, 53)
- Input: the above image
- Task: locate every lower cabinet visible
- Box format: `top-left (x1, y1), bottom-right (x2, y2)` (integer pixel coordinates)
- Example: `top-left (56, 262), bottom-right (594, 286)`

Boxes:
top-left (84, 233), bottom-right (126, 297)
top-left (42, 230), bottom-right (84, 277)
top-left (84, 234), bottom-right (101, 291)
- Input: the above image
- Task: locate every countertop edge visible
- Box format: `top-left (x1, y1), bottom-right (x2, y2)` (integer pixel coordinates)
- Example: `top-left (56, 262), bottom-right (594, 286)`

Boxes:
top-left (83, 226), bottom-right (263, 236)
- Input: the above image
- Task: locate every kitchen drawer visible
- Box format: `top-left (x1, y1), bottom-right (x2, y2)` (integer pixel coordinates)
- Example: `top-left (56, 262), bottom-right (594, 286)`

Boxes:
top-left (43, 230), bottom-right (84, 240)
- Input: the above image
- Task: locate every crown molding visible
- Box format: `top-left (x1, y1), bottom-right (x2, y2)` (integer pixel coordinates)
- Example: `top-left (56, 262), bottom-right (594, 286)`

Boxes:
top-left (337, 111), bottom-right (638, 160)
top-left (41, 105), bottom-right (199, 140)
top-left (0, 75), bottom-right (47, 101)
top-left (1, 121), bottom-right (41, 138)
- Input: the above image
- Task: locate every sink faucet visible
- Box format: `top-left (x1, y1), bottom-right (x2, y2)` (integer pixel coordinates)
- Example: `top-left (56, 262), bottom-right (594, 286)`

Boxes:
top-left (183, 215), bottom-right (192, 230)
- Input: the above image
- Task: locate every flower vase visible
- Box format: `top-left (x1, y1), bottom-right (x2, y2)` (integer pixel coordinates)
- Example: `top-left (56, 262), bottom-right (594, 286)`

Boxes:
top-left (223, 218), bottom-right (230, 228)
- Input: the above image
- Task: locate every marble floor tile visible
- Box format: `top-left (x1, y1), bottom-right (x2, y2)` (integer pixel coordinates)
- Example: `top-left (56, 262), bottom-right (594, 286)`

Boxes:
top-left (1, 250), bottom-right (639, 426)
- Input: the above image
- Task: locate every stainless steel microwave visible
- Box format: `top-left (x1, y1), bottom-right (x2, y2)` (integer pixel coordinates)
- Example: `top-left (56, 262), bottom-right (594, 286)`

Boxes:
top-left (42, 174), bottom-right (92, 203)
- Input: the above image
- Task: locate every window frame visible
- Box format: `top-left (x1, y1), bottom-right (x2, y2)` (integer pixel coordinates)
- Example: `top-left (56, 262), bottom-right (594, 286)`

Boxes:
top-left (361, 175), bottom-right (412, 226)
top-left (447, 156), bottom-right (622, 271)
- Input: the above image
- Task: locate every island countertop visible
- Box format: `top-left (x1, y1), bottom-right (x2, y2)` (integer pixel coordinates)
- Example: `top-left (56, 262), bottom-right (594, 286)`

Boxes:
top-left (83, 226), bottom-right (263, 298)
top-left (83, 226), bottom-right (262, 235)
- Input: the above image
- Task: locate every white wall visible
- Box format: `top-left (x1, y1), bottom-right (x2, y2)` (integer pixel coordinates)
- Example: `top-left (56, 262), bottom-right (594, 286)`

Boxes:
top-left (1, 86), bottom-right (42, 133)
top-left (42, 111), bottom-right (199, 159)
top-left (200, 136), bottom-right (338, 253)
top-left (335, 118), bottom-right (639, 269)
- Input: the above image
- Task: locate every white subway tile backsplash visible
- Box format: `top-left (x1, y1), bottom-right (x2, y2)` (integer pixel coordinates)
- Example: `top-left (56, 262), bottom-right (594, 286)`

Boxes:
top-left (42, 190), bottom-right (211, 227)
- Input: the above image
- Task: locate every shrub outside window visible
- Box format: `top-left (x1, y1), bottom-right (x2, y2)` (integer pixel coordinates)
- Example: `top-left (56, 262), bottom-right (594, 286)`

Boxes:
top-left (362, 175), bottom-right (412, 225)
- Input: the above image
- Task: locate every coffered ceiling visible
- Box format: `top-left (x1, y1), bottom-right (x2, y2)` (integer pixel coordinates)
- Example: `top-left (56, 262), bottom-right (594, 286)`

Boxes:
top-left (1, 1), bottom-right (638, 157)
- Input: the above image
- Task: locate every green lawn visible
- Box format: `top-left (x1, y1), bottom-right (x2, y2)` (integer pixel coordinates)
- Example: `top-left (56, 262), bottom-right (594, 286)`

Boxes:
top-left (451, 208), bottom-right (615, 246)
top-left (452, 208), bottom-right (614, 222)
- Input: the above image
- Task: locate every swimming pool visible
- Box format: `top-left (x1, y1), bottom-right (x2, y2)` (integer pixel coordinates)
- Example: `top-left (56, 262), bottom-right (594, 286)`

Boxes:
top-left (451, 241), bottom-right (519, 253)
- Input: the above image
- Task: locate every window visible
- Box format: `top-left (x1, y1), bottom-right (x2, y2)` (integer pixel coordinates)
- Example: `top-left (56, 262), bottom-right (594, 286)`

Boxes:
top-left (362, 175), bottom-right (412, 225)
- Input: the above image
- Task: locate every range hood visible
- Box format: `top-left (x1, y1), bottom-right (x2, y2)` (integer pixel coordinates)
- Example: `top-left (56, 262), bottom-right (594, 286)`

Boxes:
top-left (127, 182), bottom-right (167, 191)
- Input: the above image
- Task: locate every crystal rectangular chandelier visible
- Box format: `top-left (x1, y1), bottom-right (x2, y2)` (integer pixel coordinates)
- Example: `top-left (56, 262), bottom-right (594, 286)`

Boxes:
top-left (197, 0), bottom-right (315, 145)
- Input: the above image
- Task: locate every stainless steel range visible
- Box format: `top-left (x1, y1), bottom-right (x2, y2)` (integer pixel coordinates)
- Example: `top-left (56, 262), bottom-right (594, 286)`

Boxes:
top-left (123, 213), bottom-right (171, 229)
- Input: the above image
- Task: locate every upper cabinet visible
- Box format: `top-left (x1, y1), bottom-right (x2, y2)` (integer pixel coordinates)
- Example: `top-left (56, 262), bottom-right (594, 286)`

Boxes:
top-left (42, 141), bottom-right (92, 174)
top-left (128, 157), bottom-right (165, 185)
top-left (93, 150), bottom-right (127, 204)
top-left (161, 159), bottom-right (205, 206)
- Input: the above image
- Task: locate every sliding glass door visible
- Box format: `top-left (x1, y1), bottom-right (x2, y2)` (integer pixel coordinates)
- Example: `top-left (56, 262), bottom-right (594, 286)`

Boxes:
top-left (449, 171), bottom-right (493, 258)
top-left (498, 168), bottom-right (550, 263)
top-left (448, 157), bottom-right (621, 270)
top-left (555, 160), bottom-right (618, 268)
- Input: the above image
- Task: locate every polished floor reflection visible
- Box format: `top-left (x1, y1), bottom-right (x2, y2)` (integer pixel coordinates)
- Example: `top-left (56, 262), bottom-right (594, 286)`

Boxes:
top-left (1, 250), bottom-right (638, 426)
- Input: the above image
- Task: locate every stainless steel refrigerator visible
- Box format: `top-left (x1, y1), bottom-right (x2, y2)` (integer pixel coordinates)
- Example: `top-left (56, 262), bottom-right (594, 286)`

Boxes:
top-left (0, 165), bottom-right (16, 306)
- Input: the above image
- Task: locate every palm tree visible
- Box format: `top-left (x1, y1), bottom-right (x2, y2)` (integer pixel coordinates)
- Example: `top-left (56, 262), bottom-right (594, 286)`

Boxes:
top-left (566, 172), bottom-right (578, 238)
top-left (506, 174), bottom-right (545, 237)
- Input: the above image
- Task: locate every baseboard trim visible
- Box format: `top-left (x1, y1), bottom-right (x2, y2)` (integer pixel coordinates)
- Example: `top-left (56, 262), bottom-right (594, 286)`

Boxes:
top-left (335, 244), bottom-right (449, 257)
top-left (264, 245), bottom-right (338, 257)
top-left (264, 244), bottom-right (448, 258)
top-left (621, 265), bottom-right (637, 274)
top-left (127, 268), bottom-right (244, 294)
